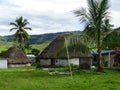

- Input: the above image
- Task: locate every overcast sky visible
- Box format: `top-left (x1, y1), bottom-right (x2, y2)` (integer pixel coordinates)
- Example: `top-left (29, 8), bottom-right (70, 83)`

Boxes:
top-left (0, 0), bottom-right (120, 36)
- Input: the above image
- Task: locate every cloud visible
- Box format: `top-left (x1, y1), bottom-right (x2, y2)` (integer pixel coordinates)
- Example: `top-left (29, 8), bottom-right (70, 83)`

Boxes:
top-left (7, 0), bottom-right (87, 13)
top-left (27, 12), bottom-right (82, 35)
top-left (0, 0), bottom-right (119, 36)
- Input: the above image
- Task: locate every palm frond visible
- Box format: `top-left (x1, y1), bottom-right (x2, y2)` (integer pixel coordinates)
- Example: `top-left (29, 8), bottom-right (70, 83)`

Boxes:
top-left (73, 8), bottom-right (91, 26)
top-left (10, 27), bottom-right (18, 31)
top-left (56, 34), bottom-right (92, 59)
top-left (22, 30), bottom-right (30, 40)
top-left (10, 22), bottom-right (18, 27)
top-left (98, 0), bottom-right (109, 19)
top-left (64, 34), bottom-right (91, 54)
top-left (24, 27), bottom-right (32, 30)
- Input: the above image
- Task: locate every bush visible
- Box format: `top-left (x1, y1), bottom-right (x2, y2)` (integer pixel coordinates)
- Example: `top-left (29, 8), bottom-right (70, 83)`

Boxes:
top-left (35, 57), bottom-right (40, 68)
top-left (0, 50), bottom-right (7, 56)
top-left (79, 63), bottom-right (90, 69)
top-left (31, 49), bottom-right (40, 56)
top-left (70, 64), bottom-right (79, 70)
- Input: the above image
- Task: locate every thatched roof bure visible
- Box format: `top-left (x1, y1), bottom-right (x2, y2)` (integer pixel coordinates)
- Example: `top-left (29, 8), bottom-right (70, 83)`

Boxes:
top-left (39, 34), bottom-right (93, 59)
top-left (3, 47), bottom-right (30, 64)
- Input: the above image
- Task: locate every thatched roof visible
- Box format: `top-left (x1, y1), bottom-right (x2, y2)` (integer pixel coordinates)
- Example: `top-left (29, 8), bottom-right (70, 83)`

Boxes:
top-left (39, 34), bottom-right (93, 59)
top-left (2, 46), bottom-right (30, 64)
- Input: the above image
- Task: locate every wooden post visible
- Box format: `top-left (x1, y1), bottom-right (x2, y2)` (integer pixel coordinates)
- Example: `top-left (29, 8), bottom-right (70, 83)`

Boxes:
top-left (51, 59), bottom-right (55, 68)
top-left (64, 37), bottom-right (73, 79)
top-left (108, 53), bottom-right (111, 67)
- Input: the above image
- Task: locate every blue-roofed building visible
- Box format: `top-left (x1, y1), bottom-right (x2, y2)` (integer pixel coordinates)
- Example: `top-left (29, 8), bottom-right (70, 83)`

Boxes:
top-left (92, 50), bottom-right (117, 67)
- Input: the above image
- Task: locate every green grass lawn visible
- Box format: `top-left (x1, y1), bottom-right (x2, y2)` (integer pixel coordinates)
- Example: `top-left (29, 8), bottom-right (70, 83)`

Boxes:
top-left (0, 67), bottom-right (120, 90)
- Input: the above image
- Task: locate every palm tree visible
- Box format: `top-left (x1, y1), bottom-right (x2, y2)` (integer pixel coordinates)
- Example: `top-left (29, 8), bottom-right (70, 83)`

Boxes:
top-left (24, 41), bottom-right (32, 54)
top-left (73, 0), bottom-right (110, 71)
top-left (10, 16), bottom-right (32, 48)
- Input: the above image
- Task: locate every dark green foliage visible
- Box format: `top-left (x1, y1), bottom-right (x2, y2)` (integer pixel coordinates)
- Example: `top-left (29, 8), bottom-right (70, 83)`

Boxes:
top-left (70, 64), bottom-right (79, 70)
top-left (24, 41), bottom-right (32, 54)
top-left (21, 46), bottom-right (26, 54)
top-left (102, 28), bottom-right (120, 49)
top-left (35, 57), bottom-right (40, 68)
top-left (0, 50), bottom-right (7, 56)
top-left (31, 49), bottom-right (40, 56)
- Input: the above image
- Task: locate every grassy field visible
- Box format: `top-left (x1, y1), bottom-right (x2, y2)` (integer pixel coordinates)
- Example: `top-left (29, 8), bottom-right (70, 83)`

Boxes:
top-left (0, 66), bottom-right (120, 90)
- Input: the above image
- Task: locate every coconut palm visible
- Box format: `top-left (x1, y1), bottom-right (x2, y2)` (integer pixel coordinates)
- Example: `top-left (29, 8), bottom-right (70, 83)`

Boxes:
top-left (10, 16), bottom-right (32, 48)
top-left (73, 0), bottom-right (110, 71)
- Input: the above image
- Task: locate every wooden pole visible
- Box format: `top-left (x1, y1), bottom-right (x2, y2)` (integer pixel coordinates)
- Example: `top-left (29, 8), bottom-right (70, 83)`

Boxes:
top-left (64, 37), bottom-right (73, 79)
top-left (108, 52), bottom-right (111, 67)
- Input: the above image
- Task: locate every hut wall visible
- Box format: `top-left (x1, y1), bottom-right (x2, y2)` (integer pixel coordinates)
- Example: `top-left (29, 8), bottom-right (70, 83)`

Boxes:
top-left (55, 59), bottom-right (68, 66)
top-left (40, 58), bottom-right (79, 67)
top-left (79, 58), bottom-right (92, 65)
top-left (40, 59), bottom-right (51, 66)
top-left (103, 54), bottom-right (115, 67)
top-left (0, 59), bottom-right (7, 69)
top-left (79, 58), bottom-right (92, 69)
top-left (70, 58), bottom-right (79, 65)
top-left (55, 58), bottom-right (79, 66)
top-left (8, 63), bottom-right (31, 67)
top-left (93, 54), bottom-right (115, 67)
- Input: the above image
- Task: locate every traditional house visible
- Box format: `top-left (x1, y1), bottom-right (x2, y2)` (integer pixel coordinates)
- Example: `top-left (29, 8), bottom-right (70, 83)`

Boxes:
top-left (38, 34), bottom-right (93, 69)
top-left (2, 46), bottom-right (30, 67)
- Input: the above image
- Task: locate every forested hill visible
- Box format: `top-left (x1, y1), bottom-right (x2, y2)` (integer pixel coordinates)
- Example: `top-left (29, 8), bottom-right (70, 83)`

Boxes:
top-left (5, 31), bottom-right (81, 44)
top-left (3, 27), bottom-right (120, 45)
top-left (0, 36), bottom-right (7, 45)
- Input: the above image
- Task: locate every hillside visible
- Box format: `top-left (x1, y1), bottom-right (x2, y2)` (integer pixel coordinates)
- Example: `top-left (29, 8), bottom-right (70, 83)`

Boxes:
top-left (5, 31), bottom-right (81, 44)
top-left (0, 36), bottom-right (7, 45)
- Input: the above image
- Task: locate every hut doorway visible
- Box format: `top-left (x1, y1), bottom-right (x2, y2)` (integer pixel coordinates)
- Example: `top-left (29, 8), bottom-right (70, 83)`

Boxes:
top-left (51, 59), bottom-right (55, 67)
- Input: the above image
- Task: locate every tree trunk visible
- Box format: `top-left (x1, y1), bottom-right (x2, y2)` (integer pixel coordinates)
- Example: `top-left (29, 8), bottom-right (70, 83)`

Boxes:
top-left (97, 48), bottom-right (104, 72)
top-left (97, 28), bottom-right (104, 72)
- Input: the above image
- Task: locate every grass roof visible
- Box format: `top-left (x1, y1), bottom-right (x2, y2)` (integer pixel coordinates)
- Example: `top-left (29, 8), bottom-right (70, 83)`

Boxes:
top-left (39, 34), bottom-right (93, 59)
top-left (2, 46), bottom-right (30, 64)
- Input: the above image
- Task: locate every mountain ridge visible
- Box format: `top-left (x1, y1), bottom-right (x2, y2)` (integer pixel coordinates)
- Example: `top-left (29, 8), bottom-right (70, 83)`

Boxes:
top-left (5, 31), bottom-right (82, 44)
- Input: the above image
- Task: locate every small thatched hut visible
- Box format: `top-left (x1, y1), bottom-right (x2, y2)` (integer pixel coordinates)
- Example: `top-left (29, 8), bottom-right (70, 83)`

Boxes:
top-left (39, 34), bottom-right (93, 69)
top-left (2, 46), bottom-right (30, 67)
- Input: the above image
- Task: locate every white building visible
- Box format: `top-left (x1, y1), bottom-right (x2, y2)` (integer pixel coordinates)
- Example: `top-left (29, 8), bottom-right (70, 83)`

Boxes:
top-left (0, 59), bottom-right (7, 69)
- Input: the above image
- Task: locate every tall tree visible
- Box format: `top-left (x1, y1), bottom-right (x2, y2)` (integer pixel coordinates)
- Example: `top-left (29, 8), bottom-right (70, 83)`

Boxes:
top-left (10, 16), bottom-right (32, 48)
top-left (73, 0), bottom-right (110, 71)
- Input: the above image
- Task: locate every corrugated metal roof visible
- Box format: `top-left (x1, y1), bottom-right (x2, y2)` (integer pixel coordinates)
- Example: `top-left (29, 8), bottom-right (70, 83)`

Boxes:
top-left (92, 50), bottom-right (116, 55)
